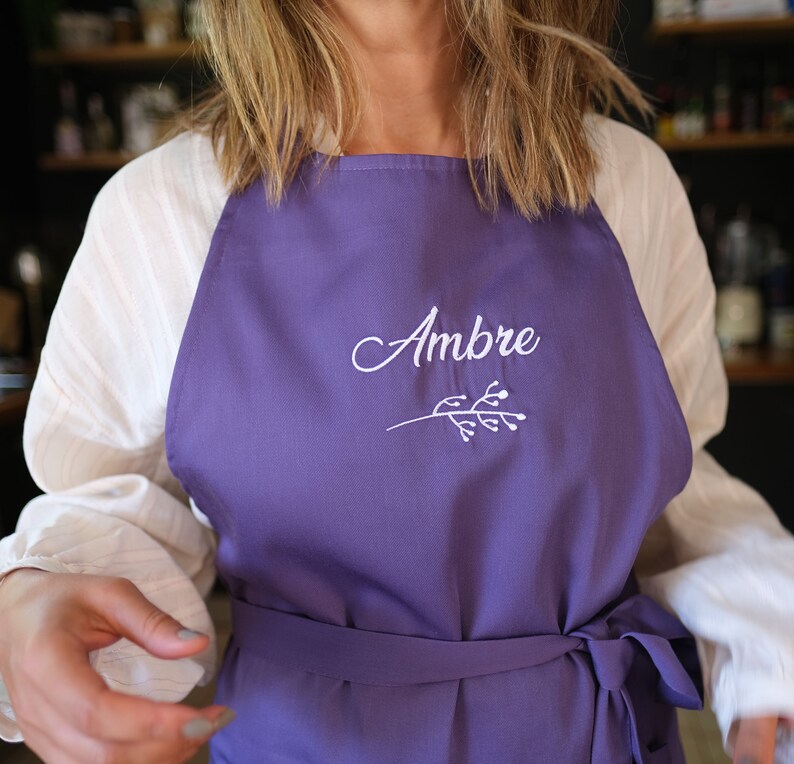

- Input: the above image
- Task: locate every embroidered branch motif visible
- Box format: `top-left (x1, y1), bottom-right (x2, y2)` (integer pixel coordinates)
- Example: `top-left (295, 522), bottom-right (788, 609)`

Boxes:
top-left (386, 380), bottom-right (526, 443)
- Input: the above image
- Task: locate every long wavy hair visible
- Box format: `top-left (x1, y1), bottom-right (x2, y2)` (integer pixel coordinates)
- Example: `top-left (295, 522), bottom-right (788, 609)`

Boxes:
top-left (187, 0), bottom-right (648, 218)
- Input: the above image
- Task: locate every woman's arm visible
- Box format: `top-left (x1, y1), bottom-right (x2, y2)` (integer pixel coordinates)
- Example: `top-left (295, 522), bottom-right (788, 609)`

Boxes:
top-left (0, 132), bottom-right (230, 751)
top-left (638, 170), bottom-right (794, 760)
top-left (591, 116), bottom-right (794, 761)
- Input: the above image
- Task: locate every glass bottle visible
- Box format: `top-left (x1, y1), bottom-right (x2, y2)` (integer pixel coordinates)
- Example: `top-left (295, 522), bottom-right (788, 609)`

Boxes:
top-left (54, 80), bottom-right (84, 157)
top-left (84, 93), bottom-right (117, 152)
top-left (712, 58), bottom-right (732, 134)
top-left (714, 206), bottom-right (766, 351)
top-left (688, 90), bottom-right (707, 138)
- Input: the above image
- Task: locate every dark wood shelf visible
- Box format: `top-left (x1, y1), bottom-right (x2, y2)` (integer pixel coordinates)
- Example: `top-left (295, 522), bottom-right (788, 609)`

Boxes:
top-left (650, 15), bottom-right (794, 42)
top-left (723, 348), bottom-right (794, 384)
top-left (656, 132), bottom-right (794, 152)
top-left (33, 40), bottom-right (200, 67)
top-left (38, 152), bottom-right (136, 172)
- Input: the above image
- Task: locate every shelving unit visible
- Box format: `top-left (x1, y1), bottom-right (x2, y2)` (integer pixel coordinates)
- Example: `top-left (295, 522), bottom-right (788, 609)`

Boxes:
top-left (647, 14), bottom-right (794, 385)
top-left (32, 39), bottom-right (203, 181)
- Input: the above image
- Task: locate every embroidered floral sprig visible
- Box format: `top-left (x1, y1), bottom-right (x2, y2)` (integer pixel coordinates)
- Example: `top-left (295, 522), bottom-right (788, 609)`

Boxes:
top-left (387, 380), bottom-right (526, 442)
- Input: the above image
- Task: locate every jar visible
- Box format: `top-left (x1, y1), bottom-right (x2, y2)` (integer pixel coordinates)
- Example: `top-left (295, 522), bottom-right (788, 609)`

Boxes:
top-left (110, 8), bottom-right (139, 44)
top-left (54, 12), bottom-right (112, 50)
top-left (134, 0), bottom-right (182, 46)
top-left (716, 285), bottom-right (764, 349)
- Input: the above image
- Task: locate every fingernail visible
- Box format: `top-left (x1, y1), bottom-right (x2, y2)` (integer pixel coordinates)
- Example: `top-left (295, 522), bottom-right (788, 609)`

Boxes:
top-left (182, 718), bottom-right (215, 739)
top-left (177, 628), bottom-right (206, 641)
top-left (213, 708), bottom-right (237, 732)
top-left (737, 758), bottom-right (759, 764)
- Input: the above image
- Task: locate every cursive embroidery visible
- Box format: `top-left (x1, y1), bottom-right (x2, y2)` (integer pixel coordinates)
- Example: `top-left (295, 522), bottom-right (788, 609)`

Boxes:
top-left (387, 380), bottom-right (526, 442)
top-left (352, 306), bottom-right (540, 373)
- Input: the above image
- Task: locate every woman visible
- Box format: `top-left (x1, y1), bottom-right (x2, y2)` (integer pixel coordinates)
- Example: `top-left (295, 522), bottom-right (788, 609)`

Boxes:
top-left (1, 1), bottom-right (793, 762)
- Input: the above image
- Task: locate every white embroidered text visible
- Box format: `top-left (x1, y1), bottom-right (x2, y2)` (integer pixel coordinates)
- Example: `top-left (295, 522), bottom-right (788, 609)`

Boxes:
top-left (352, 306), bottom-right (540, 373)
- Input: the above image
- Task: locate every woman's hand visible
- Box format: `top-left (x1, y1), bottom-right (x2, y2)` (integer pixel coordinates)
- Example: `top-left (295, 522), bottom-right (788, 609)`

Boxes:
top-left (733, 716), bottom-right (793, 764)
top-left (0, 568), bottom-right (234, 764)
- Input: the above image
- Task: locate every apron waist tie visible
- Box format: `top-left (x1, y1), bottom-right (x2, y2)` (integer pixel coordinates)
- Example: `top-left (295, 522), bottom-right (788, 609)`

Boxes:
top-left (232, 597), bottom-right (581, 686)
top-left (230, 594), bottom-right (703, 763)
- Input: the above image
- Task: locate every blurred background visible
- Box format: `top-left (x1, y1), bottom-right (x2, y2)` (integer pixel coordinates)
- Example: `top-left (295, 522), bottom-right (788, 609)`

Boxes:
top-left (0, 0), bottom-right (792, 762)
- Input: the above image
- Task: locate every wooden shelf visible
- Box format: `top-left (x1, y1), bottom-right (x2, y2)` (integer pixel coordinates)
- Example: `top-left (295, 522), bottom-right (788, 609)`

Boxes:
top-left (650, 15), bottom-right (794, 41)
top-left (33, 40), bottom-right (200, 67)
top-left (723, 348), bottom-right (794, 384)
top-left (656, 132), bottom-right (794, 152)
top-left (38, 152), bottom-right (135, 172)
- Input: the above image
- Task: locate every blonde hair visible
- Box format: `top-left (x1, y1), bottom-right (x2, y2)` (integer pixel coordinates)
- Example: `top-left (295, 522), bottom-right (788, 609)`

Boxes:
top-left (188, 0), bottom-right (649, 219)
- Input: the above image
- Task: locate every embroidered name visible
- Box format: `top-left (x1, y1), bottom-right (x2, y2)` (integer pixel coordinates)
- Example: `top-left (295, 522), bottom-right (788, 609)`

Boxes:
top-left (351, 305), bottom-right (540, 373)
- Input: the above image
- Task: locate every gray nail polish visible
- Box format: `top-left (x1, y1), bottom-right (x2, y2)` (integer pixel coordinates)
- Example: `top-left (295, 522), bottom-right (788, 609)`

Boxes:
top-left (177, 628), bottom-right (206, 641)
top-left (213, 708), bottom-right (237, 732)
top-left (182, 718), bottom-right (215, 739)
top-left (737, 758), bottom-right (759, 764)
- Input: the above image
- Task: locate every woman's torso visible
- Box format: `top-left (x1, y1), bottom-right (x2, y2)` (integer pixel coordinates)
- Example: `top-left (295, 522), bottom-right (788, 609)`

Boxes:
top-left (163, 143), bottom-right (701, 762)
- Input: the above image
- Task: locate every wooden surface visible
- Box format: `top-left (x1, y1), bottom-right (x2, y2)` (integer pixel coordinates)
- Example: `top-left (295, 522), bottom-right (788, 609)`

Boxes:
top-left (32, 40), bottom-right (200, 67)
top-left (723, 347), bottom-right (794, 384)
top-left (650, 15), bottom-right (794, 41)
top-left (657, 132), bottom-right (794, 152)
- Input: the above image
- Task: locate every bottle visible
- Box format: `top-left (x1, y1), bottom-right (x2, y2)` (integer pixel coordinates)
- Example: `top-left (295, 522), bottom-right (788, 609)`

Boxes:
top-left (54, 80), bottom-right (84, 157)
top-left (761, 58), bottom-right (786, 132)
top-left (688, 90), bottom-right (707, 138)
top-left (673, 85), bottom-right (690, 139)
top-left (673, 88), bottom-right (706, 140)
top-left (737, 60), bottom-right (761, 134)
top-left (714, 206), bottom-right (766, 351)
top-left (84, 94), bottom-right (117, 152)
top-left (712, 58), bottom-right (732, 134)
top-left (670, 42), bottom-right (692, 139)
top-left (654, 0), bottom-right (694, 20)
top-left (739, 90), bottom-right (760, 133)
top-left (654, 84), bottom-right (675, 140)
top-left (768, 86), bottom-right (789, 132)
top-left (110, 7), bottom-right (138, 43)
top-left (135, 0), bottom-right (181, 46)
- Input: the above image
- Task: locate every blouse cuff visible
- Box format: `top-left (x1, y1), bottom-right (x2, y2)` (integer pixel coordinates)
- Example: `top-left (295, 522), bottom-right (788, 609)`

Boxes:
top-left (711, 645), bottom-right (794, 759)
top-left (641, 538), bottom-right (794, 760)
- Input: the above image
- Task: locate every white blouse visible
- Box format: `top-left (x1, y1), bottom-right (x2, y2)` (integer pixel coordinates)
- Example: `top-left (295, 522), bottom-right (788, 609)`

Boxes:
top-left (1, 116), bottom-right (793, 759)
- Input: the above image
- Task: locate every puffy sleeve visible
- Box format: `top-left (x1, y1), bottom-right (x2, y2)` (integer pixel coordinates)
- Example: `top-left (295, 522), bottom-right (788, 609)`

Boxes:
top-left (598, 121), bottom-right (794, 758)
top-left (0, 132), bottom-right (228, 742)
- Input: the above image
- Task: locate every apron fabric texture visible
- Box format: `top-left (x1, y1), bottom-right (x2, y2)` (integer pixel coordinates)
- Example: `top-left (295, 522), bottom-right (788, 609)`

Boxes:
top-left (165, 153), bottom-right (704, 763)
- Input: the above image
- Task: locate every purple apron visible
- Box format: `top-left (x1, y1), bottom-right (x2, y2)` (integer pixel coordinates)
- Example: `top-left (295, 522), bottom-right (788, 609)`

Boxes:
top-left (165, 152), bottom-right (703, 763)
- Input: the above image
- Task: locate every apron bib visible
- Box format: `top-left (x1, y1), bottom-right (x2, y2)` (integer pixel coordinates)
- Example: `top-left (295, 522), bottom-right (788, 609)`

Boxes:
top-left (165, 153), bottom-right (703, 763)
